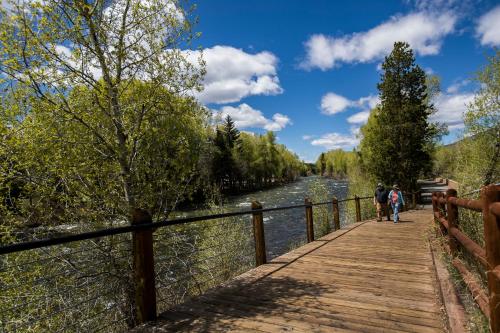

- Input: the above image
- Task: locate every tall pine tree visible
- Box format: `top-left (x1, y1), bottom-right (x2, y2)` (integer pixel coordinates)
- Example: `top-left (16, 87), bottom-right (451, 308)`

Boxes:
top-left (360, 42), bottom-right (439, 191)
top-left (212, 115), bottom-right (241, 191)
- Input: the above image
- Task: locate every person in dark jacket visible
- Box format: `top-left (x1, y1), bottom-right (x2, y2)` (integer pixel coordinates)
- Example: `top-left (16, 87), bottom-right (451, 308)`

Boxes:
top-left (373, 183), bottom-right (389, 222)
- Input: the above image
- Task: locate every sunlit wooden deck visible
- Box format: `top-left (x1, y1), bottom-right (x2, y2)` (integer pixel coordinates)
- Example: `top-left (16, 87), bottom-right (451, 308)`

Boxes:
top-left (137, 209), bottom-right (445, 332)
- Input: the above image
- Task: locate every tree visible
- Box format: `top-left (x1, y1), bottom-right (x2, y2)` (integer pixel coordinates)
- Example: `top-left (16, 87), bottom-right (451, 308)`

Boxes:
top-left (223, 115), bottom-right (241, 149)
top-left (211, 116), bottom-right (241, 191)
top-left (464, 50), bottom-right (500, 185)
top-left (359, 42), bottom-right (440, 191)
top-left (0, 0), bottom-right (205, 223)
top-left (318, 153), bottom-right (326, 176)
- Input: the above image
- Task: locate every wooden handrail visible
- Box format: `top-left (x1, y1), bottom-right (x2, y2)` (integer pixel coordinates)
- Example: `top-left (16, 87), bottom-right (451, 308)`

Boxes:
top-left (449, 227), bottom-right (488, 267)
top-left (448, 197), bottom-right (483, 212)
top-left (0, 191), bottom-right (411, 329)
top-left (452, 258), bottom-right (490, 317)
top-left (432, 184), bottom-right (500, 331)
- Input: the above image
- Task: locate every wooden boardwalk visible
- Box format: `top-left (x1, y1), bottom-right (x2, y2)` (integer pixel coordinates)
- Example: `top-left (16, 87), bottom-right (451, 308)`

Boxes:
top-left (139, 209), bottom-right (445, 332)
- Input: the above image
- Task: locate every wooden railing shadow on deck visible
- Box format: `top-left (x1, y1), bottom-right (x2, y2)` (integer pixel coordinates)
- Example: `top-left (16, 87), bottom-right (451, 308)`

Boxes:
top-left (137, 276), bottom-right (330, 332)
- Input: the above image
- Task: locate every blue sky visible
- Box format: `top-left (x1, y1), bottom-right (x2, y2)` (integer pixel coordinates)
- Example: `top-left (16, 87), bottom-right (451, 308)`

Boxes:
top-left (191, 0), bottom-right (500, 162)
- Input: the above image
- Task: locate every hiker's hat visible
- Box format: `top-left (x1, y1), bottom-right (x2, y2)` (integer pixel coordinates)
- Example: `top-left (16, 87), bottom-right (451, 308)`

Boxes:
top-left (377, 183), bottom-right (383, 187)
top-left (393, 184), bottom-right (399, 189)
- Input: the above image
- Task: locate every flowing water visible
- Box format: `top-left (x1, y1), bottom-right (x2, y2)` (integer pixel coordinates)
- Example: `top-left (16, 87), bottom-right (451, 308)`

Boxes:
top-left (227, 176), bottom-right (349, 257)
top-left (175, 176), bottom-right (350, 258)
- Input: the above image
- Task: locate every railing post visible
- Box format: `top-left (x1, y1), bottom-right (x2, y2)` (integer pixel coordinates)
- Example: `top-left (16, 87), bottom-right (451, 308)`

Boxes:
top-left (132, 209), bottom-right (157, 325)
top-left (432, 192), bottom-right (436, 215)
top-left (432, 192), bottom-right (437, 231)
top-left (446, 189), bottom-right (459, 256)
top-left (251, 201), bottom-right (267, 266)
top-left (305, 198), bottom-right (314, 242)
top-left (433, 192), bottom-right (445, 236)
top-left (482, 185), bottom-right (500, 332)
top-left (332, 197), bottom-right (340, 231)
top-left (439, 192), bottom-right (447, 219)
top-left (354, 195), bottom-right (361, 222)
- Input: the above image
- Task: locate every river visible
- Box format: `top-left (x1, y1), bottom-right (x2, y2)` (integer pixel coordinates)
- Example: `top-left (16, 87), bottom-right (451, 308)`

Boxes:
top-left (175, 176), bottom-right (350, 258)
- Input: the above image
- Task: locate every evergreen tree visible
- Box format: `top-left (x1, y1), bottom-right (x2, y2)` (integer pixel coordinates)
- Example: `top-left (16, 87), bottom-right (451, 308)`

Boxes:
top-left (223, 115), bottom-right (241, 149)
top-left (360, 42), bottom-right (439, 191)
top-left (318, 153), bottom-right (326, 176)
top-left (212, 128), bottom-right (228, 187)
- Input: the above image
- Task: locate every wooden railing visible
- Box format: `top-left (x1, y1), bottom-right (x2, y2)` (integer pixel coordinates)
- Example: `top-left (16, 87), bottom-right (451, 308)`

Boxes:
top-left (432, 184), bottom-right (500, 332)
top-left (0, 193), bottom-right (384, 330)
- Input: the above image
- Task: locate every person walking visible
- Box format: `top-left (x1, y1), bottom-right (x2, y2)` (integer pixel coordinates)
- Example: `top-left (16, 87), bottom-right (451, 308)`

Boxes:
top-left (388, 185), bottom-right (405, 223)
top-left (373, 183), bottom-right (389, 222)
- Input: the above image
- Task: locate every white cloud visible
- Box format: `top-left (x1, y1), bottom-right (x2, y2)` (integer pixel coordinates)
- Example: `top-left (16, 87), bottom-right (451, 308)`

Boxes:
top-left (320, 93), bottom-right (352, 115)
top-left (476, 5), bottom-right (500, 46)
top-left (358, 95), bottom-right (379, 109)
top-left (301, 11), bottom-right (456, 70)
top-left (350, 126), bottom-right (361, 136)
top-left (410, 0), bottom-right (462, 12)
top-left (424, 67), bottom-right (435, 75)
top-left (302, 135), bottom-right (316, 140)
top-left (347, 110), bottom-right (371, 124)
top-left (446, 80), bottom-right (470, 94)
top-left (266, 113), bottom-right (292, 131)
top-left (320, 92), bottom-right (379, 124)
top-left (188, 46), bottom-right (283, 104)
top-left (432, 92), bottom-right (475, 129)
top-left (311, 133), bottom-right (359, 150)
top-left (215, 103), bottom-right (291, 131)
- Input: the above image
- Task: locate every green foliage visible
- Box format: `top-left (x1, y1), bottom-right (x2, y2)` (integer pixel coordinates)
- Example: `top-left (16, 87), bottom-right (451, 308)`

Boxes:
top-left (431, 52), bottom-right (500, 332)
top-left (345, 154), bottom-right (377, 224)
top-left (433, 144), bottom-right (458, 179)
top-left (307, 179), bottom-right (331, 237)
top-left (314, 149), bottom-right (376, 224)
top-left (212, 121), bottom-right (305, 192)
top-left (0, 0), bottom-right (206, 224)
top-left (463, 50), bottom-right (500, 186)
top-left (433, 50), bottom-right (500, 190)
top-left (315, 149), bottom-right (357, 179)
top-left (359, 42), bottom-right (442, 192)
top-left (0, 82), bottom-right (209, 228)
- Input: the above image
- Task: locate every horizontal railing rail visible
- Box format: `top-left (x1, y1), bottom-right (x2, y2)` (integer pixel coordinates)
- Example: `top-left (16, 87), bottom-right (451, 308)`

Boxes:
top-left (2, 192), bottom-right (416, 255)
top-left (432, 184), bottom-right (500, 332)
top-left (1, 191), bottom-right (402, 331)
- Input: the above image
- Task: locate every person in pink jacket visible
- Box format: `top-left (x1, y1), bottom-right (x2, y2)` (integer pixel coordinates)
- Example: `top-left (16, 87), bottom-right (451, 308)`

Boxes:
top-left (388, 185), bottom-right (405, 223)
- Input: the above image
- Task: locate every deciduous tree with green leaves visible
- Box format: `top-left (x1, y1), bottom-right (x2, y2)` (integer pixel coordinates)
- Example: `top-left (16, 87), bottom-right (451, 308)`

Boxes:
top-left (0, 0), bottom-right (206, 225)
top-left (464, 50), bottom-right (500, 186)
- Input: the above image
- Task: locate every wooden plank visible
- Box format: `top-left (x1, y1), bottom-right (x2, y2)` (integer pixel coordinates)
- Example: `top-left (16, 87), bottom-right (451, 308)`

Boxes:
top-left (204, 293), bottom-right (443, 332)
top-left (197, 296), bottom-right (441, 333)
top-left (171, 302), bottom-right (361, 333)
top-left (272, 269), bottom-right (437, 293)
top-left (208, 291), bottom-right (443, 329)
top-left (298, 255), bottom-right (434, 274)
top-left (288, 260), bottom-right (435, 284)
top-left (226, 274), bottom-right (438, 304)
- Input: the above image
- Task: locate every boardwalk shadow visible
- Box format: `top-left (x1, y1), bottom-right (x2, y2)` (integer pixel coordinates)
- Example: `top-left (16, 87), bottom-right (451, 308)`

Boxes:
top-left (134, 276), bottom-right (330, 332)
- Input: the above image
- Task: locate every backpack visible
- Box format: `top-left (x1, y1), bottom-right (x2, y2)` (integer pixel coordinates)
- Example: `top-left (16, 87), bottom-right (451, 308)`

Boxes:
top-left (391, 191), bottom-right (399, 204)
top-left (376, 188), bottom-right (388, 203)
